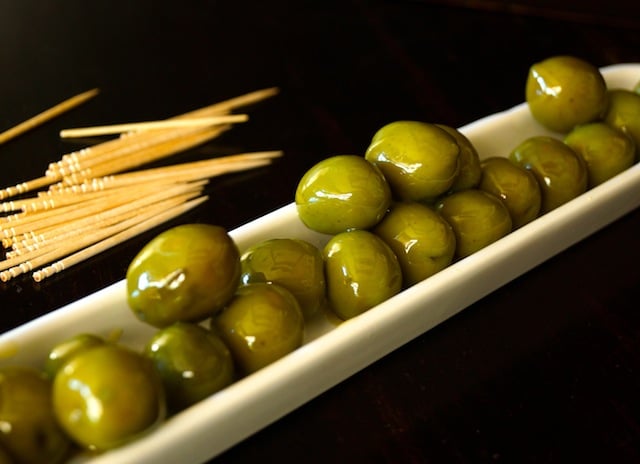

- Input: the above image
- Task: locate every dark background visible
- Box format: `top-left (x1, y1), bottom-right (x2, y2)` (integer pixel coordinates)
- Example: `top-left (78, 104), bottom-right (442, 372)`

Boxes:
top-left (1, 1), bottom-right (640, 462)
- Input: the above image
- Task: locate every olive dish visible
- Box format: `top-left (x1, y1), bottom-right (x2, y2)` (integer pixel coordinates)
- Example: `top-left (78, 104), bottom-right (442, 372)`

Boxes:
top-left (1, 63), bottom-right (639, 464)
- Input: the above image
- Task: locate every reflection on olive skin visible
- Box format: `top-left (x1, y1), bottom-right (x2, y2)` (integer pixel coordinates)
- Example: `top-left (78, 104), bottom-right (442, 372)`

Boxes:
top-left (144, 322), bottom-right (234, 413)
top-left (478, 157), bottom-right (542, 228)
top-left (525, 55), bottom-right (607, 133)
top-left (240, 238), bottom-right (326, 319)
top-left (436, 124), bottom-right (482, 192)
top-left (509, 136), bottom-right (587, 214)
top-left (323, 229), bottom-right (402, 320)
top-left (365, 121), bottom-right (460, 201)
top-left (214, 283), bottom-right (304, 375)
top-left (373, 201), bottom-right (456, 286)
top-left (436, 189), bottom-right (512, 259)
top-left (564, 122), bottom-right (636, 188)
top-left (0, 366), bottom-right (72, 463)
top-left (295, 155), bottom-right (391, 235)
top-left (126, 224), bottom-right (240, 328)
top-left (52, 345), bottom-right (165, 451)
top-left (603, 89), bottom-right (640, 151)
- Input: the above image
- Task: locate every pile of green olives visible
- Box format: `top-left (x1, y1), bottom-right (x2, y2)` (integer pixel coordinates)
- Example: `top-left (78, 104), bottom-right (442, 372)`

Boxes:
top-left (0, 225), bottom-right (313, 460)
top-left (295, 54), bottom-right (639, 314)
top-left (2, 56), bottom-right (638, 462)
top-left (1, 333), bottom-right (167, 462)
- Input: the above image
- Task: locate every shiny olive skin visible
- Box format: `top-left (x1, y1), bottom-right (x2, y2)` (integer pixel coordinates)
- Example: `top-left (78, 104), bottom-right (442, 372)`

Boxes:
top-left (365, 121), bottom-right (460, 201)
top-left (295, 155), bottom-right (391, 235)
top-left (373, 201), bottom-right (456, 287)
top-left (53, 344), bottom-right (165, 451)
top-left (213, 283), bottom-right (304, 375)
top-left (602, 89), bottom-right (640, 155)
top-left (127, 224), bottom-right (241, 328)
top-left (435, 124), bottom-right (482, 192)
top-left (479, 157), bottom-right (542, 228)
top-left (526, 55), bottom-right (607, 133)
top-left (144, 322), bottom-right (234, 413)
top-left (44, 333), bottom-right (105, 379)
top-left (509, 136), bottom-right (588, 213)
top-left (323, 229), bottom-right (402, 320)
top-left (240, 238), bottom-right (326, 319)
top-left (0, 367), bottom-right (71, 464)
top-left (564, 122), bottom-right (636, 187)
top-left (436, 189), bottom-right (512, 258)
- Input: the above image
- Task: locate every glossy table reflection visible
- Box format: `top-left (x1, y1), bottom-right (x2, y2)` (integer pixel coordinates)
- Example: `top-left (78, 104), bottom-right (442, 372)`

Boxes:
top-left (1, 1), bottom-right (640, 462)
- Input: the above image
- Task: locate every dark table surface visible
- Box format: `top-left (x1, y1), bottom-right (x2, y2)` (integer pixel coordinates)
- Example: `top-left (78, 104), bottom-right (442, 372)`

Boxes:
top-left (1, 1), bottom-right (640, 463)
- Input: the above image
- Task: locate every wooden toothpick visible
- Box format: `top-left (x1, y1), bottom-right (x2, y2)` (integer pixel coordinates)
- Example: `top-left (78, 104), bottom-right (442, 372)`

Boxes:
top-left (1, 87), bottom-right (279, 200)
top-left (0, 89), bottom-right (99, 146)
top-left (59, 114), bottom-right (248, 138)
top-left (0, 86), bottom-right (281, 281)
top-left (31, 196), bottom-right (208, 282)
top-left (0, 193), bottom-right (207, 281)
top-left (176, 87), bottom-right (280, 120)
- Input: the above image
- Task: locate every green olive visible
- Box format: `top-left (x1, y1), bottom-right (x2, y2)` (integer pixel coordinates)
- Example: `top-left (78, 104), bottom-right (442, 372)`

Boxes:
top-left (295, 155), bottom-right (391, 234)
top-left (509, 136), bottom-right (588, 213)
top-left (240, 238), bottom-right (326, 320)
top-left (436, 189), bottom-right (512, 258)
top-left (53, 344), bottom-right (165, 451)
top-left (323, 229), bottom-right (402, 320)
top-left (373, 201), bottom-right (456, 287)
top-left (478, 157), bottom-right (542, 228)
top-left (525, 55), bottom-right (607, 133)
top-left (213, 283), bottom-right (304, 375)
top-left (127, 224), bottom-right (241, 328)
top-left (144, 322), bottom-right (234, 413)
top-left (435, 124), bottom-right (482, 192)
top-left (564, 122), bottom-right (636, 187)
top-left (0, 367), bottom-right (71, 464)
top-left (365, 121), bottom-right (460, 201)
top-left (634, 80), bottom-right (640, 94)
top-left (44, 333), bottom-right (105, 379)
top-left (602, 89), bottom-right (640, 155)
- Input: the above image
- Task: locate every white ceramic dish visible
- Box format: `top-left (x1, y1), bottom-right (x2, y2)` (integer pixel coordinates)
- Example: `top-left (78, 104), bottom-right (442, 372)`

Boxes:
top-left (1, 63), bottom-right (639, 463)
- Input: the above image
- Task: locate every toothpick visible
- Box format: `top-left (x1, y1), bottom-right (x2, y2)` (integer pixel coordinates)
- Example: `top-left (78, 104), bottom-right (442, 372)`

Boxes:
top-left (0, 176), bottom-right (57, 201)
top-left (0, 89), bottom-right (99, 146)
top-left (0, 149), bottom-right (278, 235)
top-left (59, 114), bottom-right (248, 138)
top-left (1, 180), bottom-right (207, 242)
top-left (1, 88), bottom-right (279, 200)
top-left (1, 178), bottom-right (187, 214)
top-left (0, 193), bottom-right (207, 281)
top-left (0, 87), bottom-right (281, 281)
top-left (52, 124), bottom-right (231, 183)
top-left (49, 87), bottom-right (280, 176)
top-left (176, 87), bottom-right (280, 119)
top-left (42, 151), bottom-right (280, 196)
top-left (1, 197), bottom-right (122, 241)
top-left (5, 190), bottom-right (202, 259)
top-left (54, 151), bottom-right (282, 192)
top-left (31, 196), bottom-right (208, 282)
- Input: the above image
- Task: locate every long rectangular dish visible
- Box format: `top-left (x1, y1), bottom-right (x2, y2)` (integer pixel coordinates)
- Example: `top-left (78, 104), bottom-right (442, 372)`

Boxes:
top-left (2, 63), bottom-right (639, 463)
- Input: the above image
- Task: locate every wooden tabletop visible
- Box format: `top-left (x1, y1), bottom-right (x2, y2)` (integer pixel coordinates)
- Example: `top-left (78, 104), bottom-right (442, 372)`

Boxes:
top-left (1, 1), bottom-right (640, 462)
